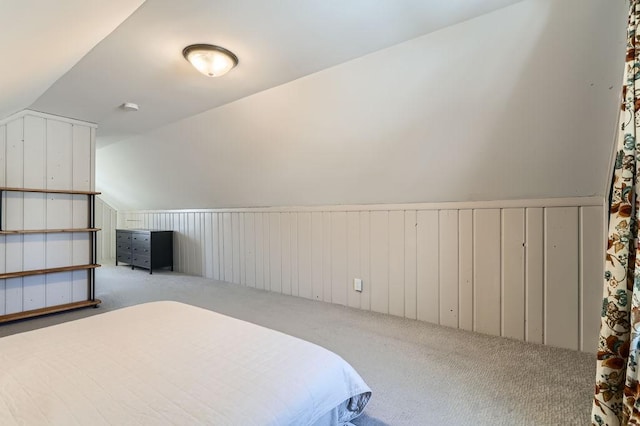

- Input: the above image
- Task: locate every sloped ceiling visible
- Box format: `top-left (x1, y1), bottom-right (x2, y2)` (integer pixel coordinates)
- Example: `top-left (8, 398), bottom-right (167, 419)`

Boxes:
top-left (1, 0), bottom-right (626, 211)
top-left (30, 0), bottom-right (525, 147)
top-left (96, 0), bottom-right (628, 211)
top-left (0, 0), bottom-right (145, 119)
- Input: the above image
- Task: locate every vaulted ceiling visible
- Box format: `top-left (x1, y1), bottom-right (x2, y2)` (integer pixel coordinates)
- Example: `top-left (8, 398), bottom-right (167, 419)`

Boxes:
top-left (0, 0), bottom-right (145, 123)
top-left (0, 0), bottom-right (629, 210)
top-left (3, 0), bottom-right (525, 147)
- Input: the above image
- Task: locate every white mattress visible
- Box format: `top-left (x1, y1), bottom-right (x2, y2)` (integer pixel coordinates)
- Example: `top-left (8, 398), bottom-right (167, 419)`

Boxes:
top-left (0, 301), bottom-right (371, 425)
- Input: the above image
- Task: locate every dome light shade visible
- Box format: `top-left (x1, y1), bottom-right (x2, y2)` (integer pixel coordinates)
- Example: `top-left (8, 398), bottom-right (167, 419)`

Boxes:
top-left (182, 44), bottom-right (238, 77)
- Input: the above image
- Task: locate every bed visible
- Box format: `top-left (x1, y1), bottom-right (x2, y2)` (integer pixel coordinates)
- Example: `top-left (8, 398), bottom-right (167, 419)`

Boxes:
top-left (0, 301), bottom-right (371, 425)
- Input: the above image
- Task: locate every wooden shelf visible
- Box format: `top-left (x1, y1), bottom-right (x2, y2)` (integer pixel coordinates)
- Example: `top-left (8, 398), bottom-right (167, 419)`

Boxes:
top-left (0, 264), bottom-right (101, 280)
top-left (0, 228), bottom-right (101, 235)
top-left (0, 135), bottom-right (100, 322)
top-left (0, 184), bottom-right (100, 321)
top-left (0, 186), bottom-right (100, 195)
top-left (0, 299), bottom-right (101, 323)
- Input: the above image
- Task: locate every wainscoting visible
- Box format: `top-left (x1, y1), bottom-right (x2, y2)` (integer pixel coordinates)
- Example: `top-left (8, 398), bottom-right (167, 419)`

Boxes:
top-left (95, 197), bottom-right (117, 262)
top-left (117, 197), bottom-right (605, 352)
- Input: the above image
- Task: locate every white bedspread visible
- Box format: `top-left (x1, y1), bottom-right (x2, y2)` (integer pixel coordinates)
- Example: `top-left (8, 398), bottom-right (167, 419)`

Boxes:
top-left (0, 301), bottom-right (371, 425)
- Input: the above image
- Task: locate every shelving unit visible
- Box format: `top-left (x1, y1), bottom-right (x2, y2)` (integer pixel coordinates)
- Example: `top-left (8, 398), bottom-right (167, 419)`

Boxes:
top-left (0, 228), bottom-right (100, 235)
top-left (0, 300), bottom-right (101, 324)
top-left (0, 186), bottom-right (102, 322)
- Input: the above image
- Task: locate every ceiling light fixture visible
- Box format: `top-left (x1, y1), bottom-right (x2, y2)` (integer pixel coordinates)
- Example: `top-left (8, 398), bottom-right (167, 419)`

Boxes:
top-left (182, 44), bottom-right (238, 77)
top-left (121, 102), bottom-right (139, 111)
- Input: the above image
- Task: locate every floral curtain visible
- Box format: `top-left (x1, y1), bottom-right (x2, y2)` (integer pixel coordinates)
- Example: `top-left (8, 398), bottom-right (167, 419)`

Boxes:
top-left (593, 1), bottom-right (640, 424)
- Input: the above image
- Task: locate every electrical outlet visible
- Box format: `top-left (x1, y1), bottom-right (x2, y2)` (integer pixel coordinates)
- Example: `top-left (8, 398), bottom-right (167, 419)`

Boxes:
top-left (354, 278), bottom-right (363, 292)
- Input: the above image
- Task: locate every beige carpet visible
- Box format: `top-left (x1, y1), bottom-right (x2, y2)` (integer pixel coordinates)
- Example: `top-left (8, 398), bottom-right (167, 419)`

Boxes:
top-left (0, 265), bottom-right (597, 425)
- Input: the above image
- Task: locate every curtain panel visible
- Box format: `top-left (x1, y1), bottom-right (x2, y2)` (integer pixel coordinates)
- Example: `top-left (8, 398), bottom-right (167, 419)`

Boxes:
top-left (593, 1), bottom-right (640, 424)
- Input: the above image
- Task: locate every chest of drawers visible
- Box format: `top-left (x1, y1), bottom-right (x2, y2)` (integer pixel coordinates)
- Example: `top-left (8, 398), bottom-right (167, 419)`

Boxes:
top-left (116, 229), bottom-right (173, 274)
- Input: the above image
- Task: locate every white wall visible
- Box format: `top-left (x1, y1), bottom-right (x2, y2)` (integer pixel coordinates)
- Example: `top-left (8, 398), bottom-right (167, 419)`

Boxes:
top-left (95, 197), bottom-right (117, 262)
top-left (0, 110), bottom-right (96, 314)
top-left (98, 0), bottom-right (623, 354)
top-left (118, 196), bottom-right (604, 353)
top-left (97, 0), bottom-right (627, 211)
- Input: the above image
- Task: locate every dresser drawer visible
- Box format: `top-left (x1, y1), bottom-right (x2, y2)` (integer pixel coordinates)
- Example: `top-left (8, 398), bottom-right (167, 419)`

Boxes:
top-left (132, 244), bottom-right (150, 256)
top-left (116, 243), bottom-right (131, 254)
top-left (132, 255), bottom-right (151, 269)
top-left (131, 233), bottom-right (151, 245)
top-left (116, 231), bottom-right (131, 242)
top-left (117, 253), bottom-right (131, 264)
